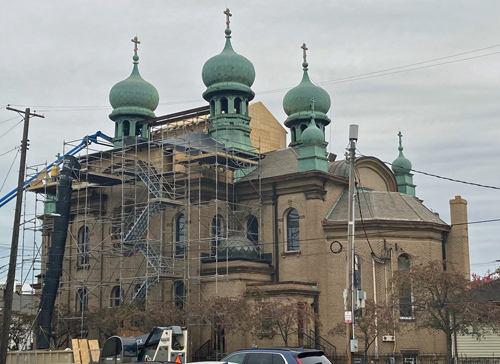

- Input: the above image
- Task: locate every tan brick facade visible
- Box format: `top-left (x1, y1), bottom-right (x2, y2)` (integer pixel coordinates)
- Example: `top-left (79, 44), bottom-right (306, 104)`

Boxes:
top-left (34, 104), bottom-right (468, 360)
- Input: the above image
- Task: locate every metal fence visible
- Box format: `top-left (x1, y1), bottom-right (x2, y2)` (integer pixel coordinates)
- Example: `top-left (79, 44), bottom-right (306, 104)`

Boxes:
top-left (327, 354), bottom-right (500, 364)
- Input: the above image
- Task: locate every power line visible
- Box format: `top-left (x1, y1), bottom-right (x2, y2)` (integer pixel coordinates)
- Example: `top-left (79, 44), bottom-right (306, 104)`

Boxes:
top-left (0, 149), bottom-right (19, 194)
top-left (0, 120), bottom-right (23, 140)
top-left (317, 44), bottom-right (500, 83)
top-left (0, 116), bottom-right (22, 124)
top-left (410, 167), bottom-right (500, 190)
top-left (9, 44), bottom-right (500, 112)
top-left (452, 218), bottom-right (500, 227)
top-left (357, 150), bottom-right (500, 191)
top-left (315, 51), bottom-right (500, 87)
top-left (0, 147), bottom-right (17, 157)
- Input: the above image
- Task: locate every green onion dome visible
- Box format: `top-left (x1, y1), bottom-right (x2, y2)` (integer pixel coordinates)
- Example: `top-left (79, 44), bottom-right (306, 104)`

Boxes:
top-left (109, 55), bottom-right (159, 121)
top-left (283, 62), bottom-right (331, 118)
top-left (302, 114), bottom-right (324, 146)
top-left (202, 29), bottom-right (255, 93)
top-left (392, 148), bottom-right (412, 174)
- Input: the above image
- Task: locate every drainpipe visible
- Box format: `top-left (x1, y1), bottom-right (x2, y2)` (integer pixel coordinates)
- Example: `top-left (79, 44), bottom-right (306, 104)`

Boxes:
top-left (372, 255), bottom-right (379, 359)
top-left (313, 295), bottom-right (320, 349)
top-left (442, 231), bottom-right (448, 271)
top-left (273, 182), bottom-right (279, 282)
top-left (442, 231), bottom-right (458, 359)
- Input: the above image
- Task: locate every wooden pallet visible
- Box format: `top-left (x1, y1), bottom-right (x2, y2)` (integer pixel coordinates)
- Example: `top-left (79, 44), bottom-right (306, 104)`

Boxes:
top-left (71, 339), bottom-right (100, 364)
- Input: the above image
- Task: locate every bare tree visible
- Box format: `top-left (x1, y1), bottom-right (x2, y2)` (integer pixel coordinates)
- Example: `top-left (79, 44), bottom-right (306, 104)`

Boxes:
top-left (329, 300), bottom-right (397, 362)
top-left (185, 296), bottom-right (249, 336)
top-left (393, 261), bottom-right (500, 363)
top-left (249, 296), bottom-right (317, 347)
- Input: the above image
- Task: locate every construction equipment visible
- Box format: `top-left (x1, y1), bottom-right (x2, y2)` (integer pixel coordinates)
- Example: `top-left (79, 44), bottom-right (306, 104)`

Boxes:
top-left (0, 131), bottom-right (112, 208)
top-left (100, 326), bottom-right (188, 364)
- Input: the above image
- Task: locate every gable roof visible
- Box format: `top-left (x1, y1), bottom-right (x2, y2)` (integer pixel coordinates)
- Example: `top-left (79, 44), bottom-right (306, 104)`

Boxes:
top-left (327, 189), bottom-right (447, 226)
top-left (245, 148), bottom-right (299, 179)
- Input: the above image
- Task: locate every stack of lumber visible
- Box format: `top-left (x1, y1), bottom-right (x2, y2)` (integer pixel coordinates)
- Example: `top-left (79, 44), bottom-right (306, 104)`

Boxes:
top-left (71, 339), bottom-right (100, 364)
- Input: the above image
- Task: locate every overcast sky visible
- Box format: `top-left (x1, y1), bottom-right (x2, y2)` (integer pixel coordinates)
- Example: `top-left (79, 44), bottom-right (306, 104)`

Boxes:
top-left (1, 1), bottom-right (499, 283)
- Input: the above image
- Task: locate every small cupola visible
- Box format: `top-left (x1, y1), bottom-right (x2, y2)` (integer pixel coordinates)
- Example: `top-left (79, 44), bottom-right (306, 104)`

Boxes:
top-left (283, 44), bottom-right (331, 147)
top-left (297, 104), bottom-right (328, 172)
top-left (392, 131), bottom-right (416, 196)
top-left (109, 36), bottom-right (159, 147)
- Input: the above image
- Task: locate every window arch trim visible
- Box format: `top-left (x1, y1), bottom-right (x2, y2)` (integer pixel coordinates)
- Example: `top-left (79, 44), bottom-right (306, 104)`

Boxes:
top-left (175, 213), bottom-right (186, 256)
top-left (78, 225), bottom-right (90, 267)
top-left (285, 208), bottom-right (300, 252)
top-left (398, 253), bottom-right (413, 319)
top-left (110, 285), bottom-right (123, 308)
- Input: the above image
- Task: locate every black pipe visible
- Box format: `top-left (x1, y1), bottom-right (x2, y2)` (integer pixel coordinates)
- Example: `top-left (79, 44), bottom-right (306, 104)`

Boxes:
top-left (441, 231), bottom-right (448, 271)
top-left (272, 182), bottom-right (279, 282)
top-left (36, 155), bottom-right (80, 349)
top-left (313, 295), bottom-right (319, 349)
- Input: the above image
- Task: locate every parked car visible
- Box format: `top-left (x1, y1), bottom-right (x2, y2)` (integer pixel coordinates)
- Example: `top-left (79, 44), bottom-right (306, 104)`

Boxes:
top-left (221, 348), bottom-right (332, 364)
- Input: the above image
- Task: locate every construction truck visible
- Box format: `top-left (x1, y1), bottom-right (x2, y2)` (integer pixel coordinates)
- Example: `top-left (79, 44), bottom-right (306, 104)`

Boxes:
top-left (99, 326), bottom-right (188, 364)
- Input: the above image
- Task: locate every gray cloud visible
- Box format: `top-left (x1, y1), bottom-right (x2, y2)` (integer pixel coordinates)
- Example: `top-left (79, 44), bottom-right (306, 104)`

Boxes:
top-left (1, 0), bottom-right (499, 281)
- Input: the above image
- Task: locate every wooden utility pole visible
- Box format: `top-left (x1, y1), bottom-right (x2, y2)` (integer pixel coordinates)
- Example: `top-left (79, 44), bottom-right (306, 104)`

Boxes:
top-left (0, 107), bottom-right (44, 364)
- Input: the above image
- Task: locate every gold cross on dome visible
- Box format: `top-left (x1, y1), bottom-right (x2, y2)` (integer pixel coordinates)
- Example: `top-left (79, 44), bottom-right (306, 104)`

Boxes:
top-left (131, 36), bottom-right (141, 56)
top-left (224, 8), bottom-right (232, 29)
top-left (301, 43), bottom-right (308, 63)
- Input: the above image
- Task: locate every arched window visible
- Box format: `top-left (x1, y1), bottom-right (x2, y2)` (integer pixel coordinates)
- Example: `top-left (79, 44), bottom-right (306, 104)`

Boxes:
top-left (210, 100), bottom-right (215, 116)
top-left (78, 226), bottom-right (90, 266)
top-left (175, 214), bottom-right (186, 255)
top-left (291, 127), bottom-right (297, 143)
top-left (135, 123), bottom-right (143, 137)
top-left (123, 120), bottom-right (130, 136)
top-left (211, 215), bottom-right (224, 255)
top-left (247, 215), bottom-right (258, 245)
top-left (76, 288), bottom-right (88, 312)
top-left (398, 254), bottom-right (413, 319)
top-left (221, 98), bottom-right (228, 114)
top-left (110, 285), bottom-right (122, 308)
top-left (173, 281), bottom-right (185, 310)
top-left (300, 124), bottom-right (308, 135)
top-left (286, 209), bottom-right (300, 251)
top-left (234, 98), bottom-right (242, 114)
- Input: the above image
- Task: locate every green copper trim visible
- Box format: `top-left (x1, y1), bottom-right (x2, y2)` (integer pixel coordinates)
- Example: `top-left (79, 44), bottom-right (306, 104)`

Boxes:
top-left (391, 131), bottom-right (416, 196)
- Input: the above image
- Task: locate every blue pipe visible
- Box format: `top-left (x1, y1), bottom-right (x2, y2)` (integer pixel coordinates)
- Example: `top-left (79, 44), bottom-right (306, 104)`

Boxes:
top-left (0, 131), bottom-right (112, 208)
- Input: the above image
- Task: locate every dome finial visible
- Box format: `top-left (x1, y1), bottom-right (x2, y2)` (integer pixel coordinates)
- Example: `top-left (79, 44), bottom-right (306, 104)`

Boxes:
top-left (224, 8), bottom-right (232, 38)
top-left (131, 36), bottom-right (140, 63)
top-left (398, 130), bottom-right (404, 152)
top-left (392, 131), bottom-right (412, 174)
top-left (301, 43), bottom-right (309, 70)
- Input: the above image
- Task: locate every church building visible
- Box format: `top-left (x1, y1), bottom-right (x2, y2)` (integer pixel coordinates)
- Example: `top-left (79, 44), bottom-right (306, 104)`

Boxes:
top-left (28, 9), bottom-right (470, 362)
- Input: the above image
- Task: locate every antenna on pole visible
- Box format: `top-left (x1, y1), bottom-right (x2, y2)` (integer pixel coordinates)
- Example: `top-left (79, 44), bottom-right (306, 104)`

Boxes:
top-left (345, 124), bottom-right (359, 363)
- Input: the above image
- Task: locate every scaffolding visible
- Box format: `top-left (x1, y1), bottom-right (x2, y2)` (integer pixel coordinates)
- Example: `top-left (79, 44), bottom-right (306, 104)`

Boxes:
top-left (23, 105), bottom-right (264, 355)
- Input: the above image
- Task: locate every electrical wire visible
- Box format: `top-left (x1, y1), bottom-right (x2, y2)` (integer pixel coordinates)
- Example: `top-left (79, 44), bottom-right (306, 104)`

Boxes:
top-left (315, 51), bottom-right (500, 87)
top-left (0, 116), bottom-right (21, 124)
top-left (0, 120), bottom-right (22, 139)
top-left (357, 150), bottom-right (500, 191)
top-left (0, 148), bottom-right (19, 193)
top-left (319, 44), bottom-right (500, 84)
top-left (10, 44), bottom-right (500, 112)
top-left (0, 147), bottom-right (17, 157)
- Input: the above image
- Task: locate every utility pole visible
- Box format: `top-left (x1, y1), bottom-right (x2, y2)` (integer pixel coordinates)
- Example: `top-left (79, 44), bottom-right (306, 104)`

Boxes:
top-left (345, 124), bottom-right (358, 364)
top-left (0, 106), bottom-right (44, 364)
